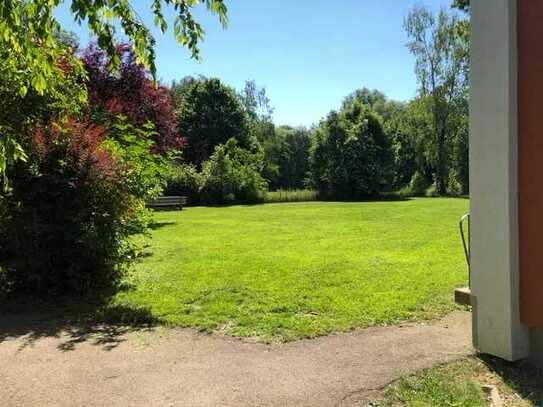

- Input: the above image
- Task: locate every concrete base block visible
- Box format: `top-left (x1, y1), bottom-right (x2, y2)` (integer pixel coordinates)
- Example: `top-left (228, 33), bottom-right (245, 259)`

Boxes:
top-left (454, 287), bottom-right (472, 306)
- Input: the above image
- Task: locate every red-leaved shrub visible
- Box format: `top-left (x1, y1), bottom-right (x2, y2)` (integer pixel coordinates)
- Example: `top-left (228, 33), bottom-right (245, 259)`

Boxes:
top-left (82, 43), bottom-right (183, 152)
top-left (0, 117), bottom-right (148, 294)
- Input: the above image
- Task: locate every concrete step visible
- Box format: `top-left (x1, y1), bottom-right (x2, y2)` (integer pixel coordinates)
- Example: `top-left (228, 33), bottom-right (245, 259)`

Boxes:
top-left (454, 287), bottom-right (472, 306)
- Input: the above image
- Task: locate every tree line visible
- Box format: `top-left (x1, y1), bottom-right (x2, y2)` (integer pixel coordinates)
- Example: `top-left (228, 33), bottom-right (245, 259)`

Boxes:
top-left (164, 2), bottom-right (469, 202)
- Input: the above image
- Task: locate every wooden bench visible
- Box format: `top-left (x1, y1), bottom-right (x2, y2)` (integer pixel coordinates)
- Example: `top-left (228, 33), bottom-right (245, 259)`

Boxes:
top-left (145, 196), bottom-right (187, 210)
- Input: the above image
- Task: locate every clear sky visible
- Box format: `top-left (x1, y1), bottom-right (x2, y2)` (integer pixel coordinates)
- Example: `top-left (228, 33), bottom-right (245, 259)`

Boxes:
top-left (55, 0), bottom-right (455, 127)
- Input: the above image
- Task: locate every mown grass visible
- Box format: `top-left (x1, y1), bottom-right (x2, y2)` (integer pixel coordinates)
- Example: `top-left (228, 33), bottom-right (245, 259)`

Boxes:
top-left (113, 198), bottom-right (469, 341)
top-left (374, 356), bottom-right (543, 406)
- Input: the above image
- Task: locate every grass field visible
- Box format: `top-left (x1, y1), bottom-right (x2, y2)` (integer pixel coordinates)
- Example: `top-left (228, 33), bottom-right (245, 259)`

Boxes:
top-left (114, 198), bottom-right (469, 341)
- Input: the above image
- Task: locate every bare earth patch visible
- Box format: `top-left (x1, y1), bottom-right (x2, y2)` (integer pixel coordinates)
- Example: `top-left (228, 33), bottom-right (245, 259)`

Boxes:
top-left (0, 311), bottom-right (471, 407)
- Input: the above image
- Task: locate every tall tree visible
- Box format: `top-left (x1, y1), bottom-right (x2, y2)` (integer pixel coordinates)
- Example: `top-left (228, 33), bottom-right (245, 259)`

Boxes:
top-left (404, 6), bottom-right (469, 194)
top-left (342, 88), bottom-right (404, 122)
top-left (310, 101), bottom-right (392, 199)
top-left (240, 80), bottom-right (274, 123)
top-left (175, 78), bottom-right (254, 166)
top-left (272, 126), bottom-right (312, 189)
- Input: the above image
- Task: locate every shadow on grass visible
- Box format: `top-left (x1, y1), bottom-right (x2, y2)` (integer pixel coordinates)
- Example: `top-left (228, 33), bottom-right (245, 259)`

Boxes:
top-left (0, 289), bottom-right (162, 352)
top-left (149, 221), bottom-right (177, 230)
top-left (201, 196), bottom-right (415, 209)
top-left (480, 354), bottom-right (543, 403)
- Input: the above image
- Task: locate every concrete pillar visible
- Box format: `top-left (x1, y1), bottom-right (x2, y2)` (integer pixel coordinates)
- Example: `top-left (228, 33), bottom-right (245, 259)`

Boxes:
top-left (469, 0), bottom-right (530, 361)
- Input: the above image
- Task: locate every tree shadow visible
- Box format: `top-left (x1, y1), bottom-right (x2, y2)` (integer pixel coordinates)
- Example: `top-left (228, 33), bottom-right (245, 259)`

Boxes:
top-left (480, 354), bottom-right (543, 403)
top-left (149, 221), bottom-right (177, 230)
top-left (0, 293), bottom-right (162, 352)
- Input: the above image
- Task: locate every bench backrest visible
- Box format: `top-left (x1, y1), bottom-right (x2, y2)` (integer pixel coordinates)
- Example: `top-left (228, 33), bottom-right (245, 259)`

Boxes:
top-left (146, 196), bottom-right (187, 208)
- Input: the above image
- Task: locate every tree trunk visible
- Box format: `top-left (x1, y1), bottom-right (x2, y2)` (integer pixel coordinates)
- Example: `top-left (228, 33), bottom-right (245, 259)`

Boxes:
top-left (435, 127), bottom-right (448, 195)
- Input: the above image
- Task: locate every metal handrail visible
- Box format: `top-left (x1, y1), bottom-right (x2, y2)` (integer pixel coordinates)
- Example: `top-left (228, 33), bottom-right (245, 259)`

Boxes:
top-left (459, 213), bottom-right (470, 287)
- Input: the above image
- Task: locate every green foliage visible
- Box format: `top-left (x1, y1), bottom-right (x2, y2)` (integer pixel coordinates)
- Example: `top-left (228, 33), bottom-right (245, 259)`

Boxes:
top-left (448, 97), bottom-right (470, 195)
top-left (425, 182), bottom-right (439, 197)
top-left (310, 101), bottom-right (392, 199)
top-left (0, 117), bottom-right (165, 295)
top-left (199, 139), bottom-right (268, 204)
top-left (104, 117), bottom-right (172, 199)
top-left (342, 87), bottom-right (404, 122)
top-left (174, 77), bottom-right (255, 166)
top-left (163, 137), bottom-right (269, 206)
top-left (447, 170), bottom-right (464, 196)
top-left (409, 171), bottom-right (428, 197)
top-left (0, 0), bottom-right (226, 183)
top-left (0, 137), bottom-right (27, 189)
top-left (1, 0), bottom-right (226, 91)
top-left (452, 0), bottom-right (470, 12)
top-left (164, 163), bottom-right (202, 203)
top-left (404, 5), bottom-right (469, 195)
top-left (0, 26), bottom-right (87, 189)
top-left (239, 80), bottom-right (274, 122)
top-left (264, 126), bottom-right (312, 189)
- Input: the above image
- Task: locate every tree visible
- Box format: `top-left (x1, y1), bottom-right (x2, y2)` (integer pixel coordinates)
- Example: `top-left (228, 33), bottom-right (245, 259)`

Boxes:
top-left (272, 126), bottom-right (312, 189)
top-left (83, 43), bottom-right (181, 151)
top-left (240, 80), bottom-right (274, 122)
top-left (447, 94), bottom-right (469, 194)
top-left (0, 0), bottom-right (227, 183)
top-left (452, 0), bottom-right (470, 12)
top-left (404, 6), bottom-right (469, 194)
top-left (170, 76), bottom-right (202, 108)
top-left (199, 138), bottom-right (267, 204)
top-left (175, 78), bottom-right (255, 166)
top-left (310, 101), bottom-right (392, 199)
top-left (238, 80), bottom-right (279, 185)
top-left (391, 97), bottom-right (435, 189)
top-left (342, 88), bottom-right (404, 122)
top-left (384, 109), bottom-right (418, 189)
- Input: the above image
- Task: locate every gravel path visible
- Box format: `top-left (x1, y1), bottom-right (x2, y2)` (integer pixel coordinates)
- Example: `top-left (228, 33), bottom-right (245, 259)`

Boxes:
top-left (0, 311), bottom-right (472, 406)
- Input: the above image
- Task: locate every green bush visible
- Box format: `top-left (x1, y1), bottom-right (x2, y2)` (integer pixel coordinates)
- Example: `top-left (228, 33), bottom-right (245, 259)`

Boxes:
top-left (309, 101), bottom-right (392, 199)
top-left (447, 169), bottom-right (464, 196)
top-left (408, 171), bottom-right (428, 196)
top-left (198, 138), bottom-right (267, 205)
top-left (0, 117), bottom-right (167, 295)
top-left (425, 182), bottom-right (439, 197)
top-left (164, 163), bottom-right (202, 204)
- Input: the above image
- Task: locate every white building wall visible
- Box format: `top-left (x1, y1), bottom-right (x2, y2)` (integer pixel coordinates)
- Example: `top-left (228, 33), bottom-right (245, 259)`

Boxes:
top-left (469, 0), bottom-right (529, 361)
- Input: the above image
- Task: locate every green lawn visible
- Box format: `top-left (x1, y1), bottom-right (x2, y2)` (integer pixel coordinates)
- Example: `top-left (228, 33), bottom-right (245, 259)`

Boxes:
top-left (115, 198), bottom-right (469, 341)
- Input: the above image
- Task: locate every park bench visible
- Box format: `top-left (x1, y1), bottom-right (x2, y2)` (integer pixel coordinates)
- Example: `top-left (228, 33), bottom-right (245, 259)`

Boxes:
top-left (145, 196), bottom-right (187, 210)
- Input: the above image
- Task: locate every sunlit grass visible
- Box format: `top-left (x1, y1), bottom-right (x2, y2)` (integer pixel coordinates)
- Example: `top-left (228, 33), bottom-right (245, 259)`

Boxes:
top-left (115, 198), bottom-right (469, 341)
top-left (377, 356), bottom-right (543, 406)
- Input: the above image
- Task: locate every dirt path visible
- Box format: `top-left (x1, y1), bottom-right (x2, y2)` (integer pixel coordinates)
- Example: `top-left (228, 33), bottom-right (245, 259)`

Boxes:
top-left (0, 311), bottom-right (472, 406)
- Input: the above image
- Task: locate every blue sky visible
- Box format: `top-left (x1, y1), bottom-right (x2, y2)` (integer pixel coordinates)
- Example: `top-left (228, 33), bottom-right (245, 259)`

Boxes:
top-left (55, 0), bottom-right (455, 127)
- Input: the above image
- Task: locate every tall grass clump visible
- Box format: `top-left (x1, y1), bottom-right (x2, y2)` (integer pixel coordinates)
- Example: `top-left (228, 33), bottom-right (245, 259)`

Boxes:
top-left (264, 189), bottom-right (319, 203)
